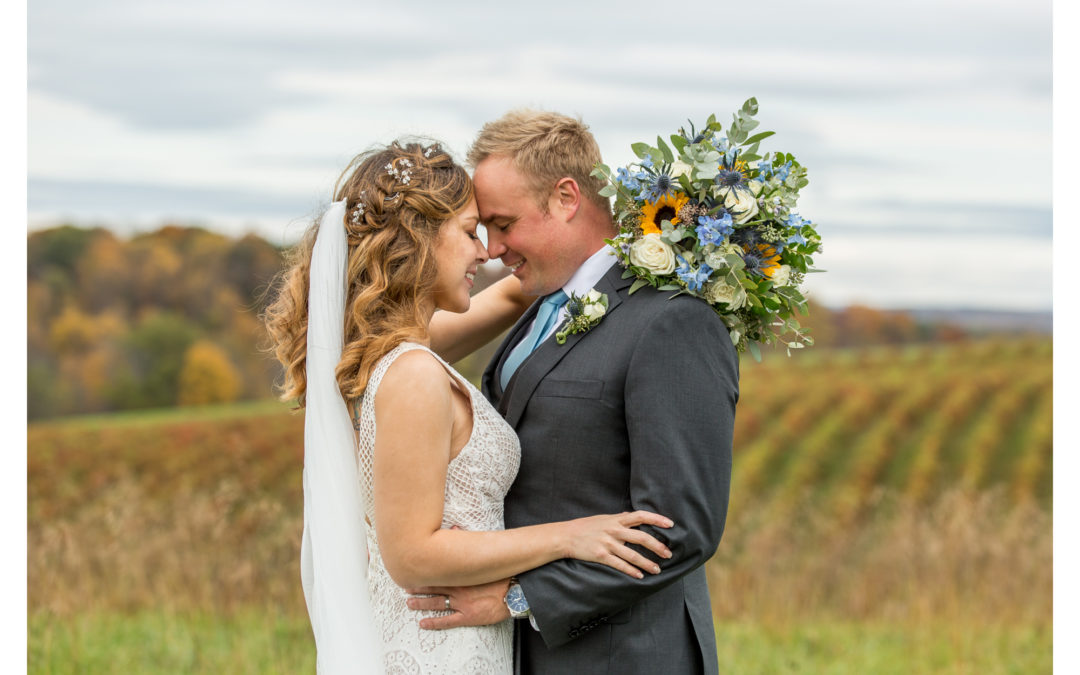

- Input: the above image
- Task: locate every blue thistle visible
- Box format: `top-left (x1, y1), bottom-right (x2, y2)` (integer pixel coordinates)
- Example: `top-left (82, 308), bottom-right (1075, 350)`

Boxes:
top-left (639, 171), bottom-right (678, 202)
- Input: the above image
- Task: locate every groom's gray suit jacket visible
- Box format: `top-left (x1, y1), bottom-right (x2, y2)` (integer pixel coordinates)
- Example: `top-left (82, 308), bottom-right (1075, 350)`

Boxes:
top-left (481, 263), bottom-right (738, 675)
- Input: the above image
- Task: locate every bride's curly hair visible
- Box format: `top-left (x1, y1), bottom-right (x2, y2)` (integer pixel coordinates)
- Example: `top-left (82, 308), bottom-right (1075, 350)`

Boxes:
top-left (263, 140), bottom-right (473, 407)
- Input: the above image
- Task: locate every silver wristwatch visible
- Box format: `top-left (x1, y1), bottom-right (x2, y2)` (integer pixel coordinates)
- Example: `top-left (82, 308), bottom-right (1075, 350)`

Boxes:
top-left (504, 580), bottom-right (531, 619)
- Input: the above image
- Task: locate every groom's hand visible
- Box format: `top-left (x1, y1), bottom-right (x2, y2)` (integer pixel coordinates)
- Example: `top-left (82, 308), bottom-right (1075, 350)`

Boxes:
top-left (406, 578), bottom-right (512, 630)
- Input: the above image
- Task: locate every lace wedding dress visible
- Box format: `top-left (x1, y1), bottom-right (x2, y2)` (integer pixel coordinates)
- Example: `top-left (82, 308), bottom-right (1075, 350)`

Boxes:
top-left (353, 342), bottom-right (518, 674)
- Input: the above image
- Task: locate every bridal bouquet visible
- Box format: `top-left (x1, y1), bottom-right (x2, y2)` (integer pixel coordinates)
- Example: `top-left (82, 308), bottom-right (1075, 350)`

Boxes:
top-left (594, 98), bottom-right (823, 359)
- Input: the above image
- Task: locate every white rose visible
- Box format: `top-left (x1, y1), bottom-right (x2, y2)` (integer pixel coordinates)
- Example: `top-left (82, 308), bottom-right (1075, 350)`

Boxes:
top-left (582, 303), bottom-right (606, 321)
top-left (629, 233), bottom-right (677, 275)
top-left (770, 264), bottom-right (792, 287)
top-left (670, 160), bottom-right (693, 178)
top-left (723, 188), bottom-right (759, 224)
top-left (585, 289), bottom-right (603, 303)
top-left (705, 279), bottom-right (747, 309)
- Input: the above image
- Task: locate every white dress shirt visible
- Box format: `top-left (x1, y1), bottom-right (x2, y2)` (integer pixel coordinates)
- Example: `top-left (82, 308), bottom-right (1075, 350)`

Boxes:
top-left (533, 245), bottom-right (618, 344)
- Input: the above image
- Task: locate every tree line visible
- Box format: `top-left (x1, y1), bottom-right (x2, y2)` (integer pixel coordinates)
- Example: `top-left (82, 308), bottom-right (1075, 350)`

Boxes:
top-left (27, 224), bottom-right (969, 420)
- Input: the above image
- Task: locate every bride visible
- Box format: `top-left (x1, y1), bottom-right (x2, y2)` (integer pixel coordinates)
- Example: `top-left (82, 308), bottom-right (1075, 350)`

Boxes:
top-left (264, 141), bottom-right (673, 673)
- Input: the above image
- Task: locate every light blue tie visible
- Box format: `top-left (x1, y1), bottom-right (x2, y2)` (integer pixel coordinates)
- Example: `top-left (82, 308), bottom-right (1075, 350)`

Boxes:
top-left (500, 289), bottom-right (568, 390)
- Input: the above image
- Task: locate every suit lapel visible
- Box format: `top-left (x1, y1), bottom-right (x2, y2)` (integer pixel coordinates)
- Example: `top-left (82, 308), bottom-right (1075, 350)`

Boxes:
top-left (481, 297), bottom-right (543, 405)
top-left (501, 264), bottom-right (633, 427)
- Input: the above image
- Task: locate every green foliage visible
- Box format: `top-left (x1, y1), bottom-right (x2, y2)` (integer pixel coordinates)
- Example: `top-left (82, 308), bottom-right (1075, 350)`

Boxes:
top-left (119, 312), bottom-right (202, 409)
top-left (28, 225), bottom-right (106, 277)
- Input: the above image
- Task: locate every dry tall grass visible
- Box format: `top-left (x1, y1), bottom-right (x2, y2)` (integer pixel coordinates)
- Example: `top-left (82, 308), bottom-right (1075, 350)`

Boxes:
top-left (30, 466), bottom-right (1051, 632)
top-left (709, 488), bottom-right (1051, 627)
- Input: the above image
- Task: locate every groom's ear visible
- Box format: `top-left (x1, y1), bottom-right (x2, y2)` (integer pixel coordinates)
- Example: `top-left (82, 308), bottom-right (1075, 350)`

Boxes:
top-left (549, 177), bottom-right (581, 221)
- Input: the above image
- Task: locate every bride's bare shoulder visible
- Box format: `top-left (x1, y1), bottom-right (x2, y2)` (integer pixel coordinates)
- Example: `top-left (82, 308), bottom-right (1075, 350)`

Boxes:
top-left (376, 348), bottom-right (452, 407)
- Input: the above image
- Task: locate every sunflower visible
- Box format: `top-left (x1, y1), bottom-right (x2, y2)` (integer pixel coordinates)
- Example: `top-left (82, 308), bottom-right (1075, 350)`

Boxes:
top-left (639, 192), bottom-right (690, 235)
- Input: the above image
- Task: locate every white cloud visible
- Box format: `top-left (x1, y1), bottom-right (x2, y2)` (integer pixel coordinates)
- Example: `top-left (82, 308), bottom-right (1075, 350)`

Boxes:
top-left (26, 0), bottom-right (1053, 310)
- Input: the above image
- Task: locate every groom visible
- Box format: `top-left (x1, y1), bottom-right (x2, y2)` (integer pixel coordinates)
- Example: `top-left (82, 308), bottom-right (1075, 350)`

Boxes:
top-left (410, 110), bottom-right (738, 674)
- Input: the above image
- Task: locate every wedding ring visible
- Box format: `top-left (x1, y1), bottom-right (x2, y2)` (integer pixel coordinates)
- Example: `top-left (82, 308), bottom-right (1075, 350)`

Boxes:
top-left (444, 596), bottom-right (452, 610)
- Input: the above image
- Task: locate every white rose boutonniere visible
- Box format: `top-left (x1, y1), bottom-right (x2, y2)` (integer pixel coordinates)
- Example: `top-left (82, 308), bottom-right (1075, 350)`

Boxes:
top-left (629, 233), bottom-right (676, 274)
top-left (555, 289), bottom-right (609, 344)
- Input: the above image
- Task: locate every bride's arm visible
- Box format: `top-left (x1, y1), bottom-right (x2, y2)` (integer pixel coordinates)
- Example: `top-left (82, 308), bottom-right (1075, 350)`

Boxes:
top-left (372, 351), bottom-right (673, 590)
top-left (428, 275), bottom-right (535, 364)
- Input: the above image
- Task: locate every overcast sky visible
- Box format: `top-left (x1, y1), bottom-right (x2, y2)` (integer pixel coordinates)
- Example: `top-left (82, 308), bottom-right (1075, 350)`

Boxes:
top-left (26, 0), bottom-right (1054, 311)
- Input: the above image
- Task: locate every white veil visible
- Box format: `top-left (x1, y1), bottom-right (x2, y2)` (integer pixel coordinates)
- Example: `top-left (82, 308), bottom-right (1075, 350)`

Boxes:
top-left (301, 200), bottom-right (383, 673)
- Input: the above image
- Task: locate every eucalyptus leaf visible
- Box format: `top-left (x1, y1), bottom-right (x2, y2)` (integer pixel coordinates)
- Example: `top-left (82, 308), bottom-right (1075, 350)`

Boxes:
top-left (598, 184), bottom-right (617, 197)
top-left (657, 283), bottom-right (680, 291)
top-left (629, 278), bottom-right (650, 294)
top-left (631, 143), bottom-right (652, 159)
top-left (748, 340), bottom-right (762, 362)
top-left (591, 164), bottom-right (611, 179)
top-left (677, 174), bottom-right (694, 194)
top-left (743, 131), bottom-right (775, 146)
top-left (657, 136), bottom-right (675, 163)
top-left (670, 134), bottom-right (688, 154)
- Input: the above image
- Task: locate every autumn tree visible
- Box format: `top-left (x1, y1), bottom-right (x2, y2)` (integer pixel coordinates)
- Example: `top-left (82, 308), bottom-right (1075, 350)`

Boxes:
top-left (178, 340), bottom-right (242, 406)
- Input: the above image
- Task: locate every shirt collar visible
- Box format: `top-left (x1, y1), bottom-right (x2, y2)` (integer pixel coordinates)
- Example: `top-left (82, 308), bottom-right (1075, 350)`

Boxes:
top-left (560, 245), bottom-right (618, 301)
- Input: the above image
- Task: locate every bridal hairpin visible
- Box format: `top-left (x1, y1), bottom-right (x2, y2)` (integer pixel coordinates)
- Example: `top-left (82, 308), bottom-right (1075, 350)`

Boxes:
top-left (351, 191), bottom-right (366, 224)
top-left (385, 159), bottom-right (414, 185)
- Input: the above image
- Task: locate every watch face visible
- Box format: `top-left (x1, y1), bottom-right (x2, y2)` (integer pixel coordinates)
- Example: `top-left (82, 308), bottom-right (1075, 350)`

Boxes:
top-left (506, 585), bottom-right (529, 614)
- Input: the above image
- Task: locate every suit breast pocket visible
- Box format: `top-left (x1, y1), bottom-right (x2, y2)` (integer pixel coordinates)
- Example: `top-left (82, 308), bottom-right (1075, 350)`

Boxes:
top-left (533, 378), bottom-right (604, 399)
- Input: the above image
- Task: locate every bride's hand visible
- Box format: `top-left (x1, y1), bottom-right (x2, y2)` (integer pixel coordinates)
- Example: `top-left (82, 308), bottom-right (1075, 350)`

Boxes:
top-left (562, 511), bottom-right (674, 578)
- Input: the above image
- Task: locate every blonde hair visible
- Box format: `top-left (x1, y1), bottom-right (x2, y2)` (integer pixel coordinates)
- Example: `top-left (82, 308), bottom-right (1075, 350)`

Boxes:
top-left (263, 141), bottom-right (473, 406)
top-left (467, 109), bottom-right (610, 214)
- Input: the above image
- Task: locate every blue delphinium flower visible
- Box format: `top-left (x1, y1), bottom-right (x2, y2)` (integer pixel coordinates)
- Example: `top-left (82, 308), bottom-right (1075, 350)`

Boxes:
top-left (785, 212), bottom-right (808, 247)
top-left (676, 256), bottom-right (713, 292)
top-left (640, 154), bottom-right (655, 169)
top-left (773, 161), bottom-right (793, 182)
top-left (696, 213), bottom-right (734, 246)
top-left (616, 167), bottom-right (640, 191)
top-left (754, 159), bottom-right (773, 183)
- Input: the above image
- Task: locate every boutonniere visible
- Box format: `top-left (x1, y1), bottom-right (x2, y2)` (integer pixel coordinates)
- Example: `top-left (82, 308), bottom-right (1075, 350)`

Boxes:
top-left (555, 289), bottom-right (609, 344)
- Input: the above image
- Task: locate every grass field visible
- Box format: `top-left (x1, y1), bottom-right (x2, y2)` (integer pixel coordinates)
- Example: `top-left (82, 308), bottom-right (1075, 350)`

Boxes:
top-left (28, 338), bottom-right (1053, 673)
